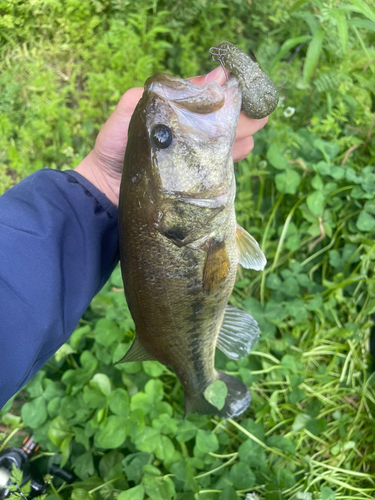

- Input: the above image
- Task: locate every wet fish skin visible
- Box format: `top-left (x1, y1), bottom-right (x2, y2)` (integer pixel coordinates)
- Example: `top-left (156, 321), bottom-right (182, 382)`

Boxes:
top-left (118, 71), bottom-right (264, 418)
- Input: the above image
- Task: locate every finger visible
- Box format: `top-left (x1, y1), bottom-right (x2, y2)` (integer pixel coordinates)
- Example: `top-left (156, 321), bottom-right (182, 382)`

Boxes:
top-left (232, 136), bottom-right (254, 163)
top-left (94, 88), bottom-right (144, 168)
top-left (235, 113), bottom-right (268, 142)
top-left (100, 87), bottom-right (143, 140)
top-left (115, 87), bottom-right (143, 117)
top-left (97, 87), bottom-right (143, 147)
top-left (187, 66), bottom-right (228, 87)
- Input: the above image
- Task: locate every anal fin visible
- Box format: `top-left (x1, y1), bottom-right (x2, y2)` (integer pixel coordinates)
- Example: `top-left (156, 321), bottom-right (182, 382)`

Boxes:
top-left (236, 224), bottom-right (266, 271)
top-left (115, 335), bottom-right (155, 364)
top-left (217, 305), bottom-right (259, 360)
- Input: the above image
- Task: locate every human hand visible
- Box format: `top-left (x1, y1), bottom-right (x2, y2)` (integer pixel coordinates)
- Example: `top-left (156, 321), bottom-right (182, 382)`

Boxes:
top-left (75, 66), bottom-right (268, 207)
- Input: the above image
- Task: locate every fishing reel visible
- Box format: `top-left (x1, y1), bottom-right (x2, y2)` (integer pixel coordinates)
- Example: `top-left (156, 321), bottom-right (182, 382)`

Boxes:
top-left (0, 436), bottom-right (74, 499)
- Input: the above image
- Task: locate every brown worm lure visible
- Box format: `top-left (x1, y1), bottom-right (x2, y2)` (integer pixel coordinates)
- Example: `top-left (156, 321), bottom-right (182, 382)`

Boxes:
top-left (210, 41), bottom-right (279, 119)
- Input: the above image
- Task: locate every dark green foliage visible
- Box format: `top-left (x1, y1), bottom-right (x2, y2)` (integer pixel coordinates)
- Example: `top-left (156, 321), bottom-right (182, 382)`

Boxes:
top-left (1, 0), bottom-right (375, 498)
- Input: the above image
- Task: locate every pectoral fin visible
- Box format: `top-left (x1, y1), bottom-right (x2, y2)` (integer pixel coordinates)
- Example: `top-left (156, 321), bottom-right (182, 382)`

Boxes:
top-left (115, 336), bottom-right (155, 363)
top-left (202, 240), bottom-right (230, 294)
top-left (216, 305), bottom-right (259, 360)
top-left (236, 224), bottom-right (266, 271)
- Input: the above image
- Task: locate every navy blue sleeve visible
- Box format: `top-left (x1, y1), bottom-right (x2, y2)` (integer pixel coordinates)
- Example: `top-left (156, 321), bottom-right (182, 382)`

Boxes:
top-left (0, 169), bottom-right (119, 409)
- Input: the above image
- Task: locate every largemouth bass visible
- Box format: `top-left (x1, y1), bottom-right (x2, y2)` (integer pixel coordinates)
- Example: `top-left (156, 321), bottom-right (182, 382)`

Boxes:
top-left (118, 48), bottom-right (269, 418)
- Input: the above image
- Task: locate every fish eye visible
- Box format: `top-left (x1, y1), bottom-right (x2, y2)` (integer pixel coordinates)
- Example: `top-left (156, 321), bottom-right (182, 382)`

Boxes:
top-left (150, 124), bottom-right (173, 149)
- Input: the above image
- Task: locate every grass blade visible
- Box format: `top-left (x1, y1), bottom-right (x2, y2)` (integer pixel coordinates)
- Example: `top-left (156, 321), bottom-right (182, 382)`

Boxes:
top-left (334, 11), bottom-right (348, 53)
top-left (347, 0), bottom-right (375, 23)
top-left (303, 28), bottom-right (324, 84)
top-left (269, 36), bottom-right (311, 69)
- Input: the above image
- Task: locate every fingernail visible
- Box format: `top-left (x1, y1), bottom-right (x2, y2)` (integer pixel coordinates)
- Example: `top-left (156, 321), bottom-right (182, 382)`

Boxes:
top-left (204, 66), bottom-right (223, 83)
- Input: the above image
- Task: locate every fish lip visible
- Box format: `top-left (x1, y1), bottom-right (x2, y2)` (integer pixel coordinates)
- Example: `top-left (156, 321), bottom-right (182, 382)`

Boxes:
top-left (142, 72), bottom-right (242, 195)
top-left (144, 73), bottom-right (241, 115)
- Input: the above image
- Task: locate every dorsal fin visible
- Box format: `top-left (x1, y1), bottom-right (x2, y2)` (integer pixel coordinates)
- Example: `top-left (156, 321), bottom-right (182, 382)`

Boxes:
top-left (216, 305), bottom-right (260, 360)
top-left (236, 224), bottom-right (266, 271)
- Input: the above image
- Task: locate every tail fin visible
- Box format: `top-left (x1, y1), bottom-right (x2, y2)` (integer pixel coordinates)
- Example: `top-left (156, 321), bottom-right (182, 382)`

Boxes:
top-left (184, 371), bottom-right (250, 418)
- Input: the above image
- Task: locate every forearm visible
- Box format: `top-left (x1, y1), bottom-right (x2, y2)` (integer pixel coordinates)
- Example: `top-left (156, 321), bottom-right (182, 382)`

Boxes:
top-left (0, 169), bottom-right (119, 409)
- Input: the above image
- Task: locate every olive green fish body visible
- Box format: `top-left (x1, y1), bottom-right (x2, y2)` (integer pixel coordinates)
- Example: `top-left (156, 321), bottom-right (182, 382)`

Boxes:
top-left (122, 200), bottom-right (237, 397)
top-left (119, 63), bottom-right (266, 418)
top-left (211, 41), bottom-right (279, 119)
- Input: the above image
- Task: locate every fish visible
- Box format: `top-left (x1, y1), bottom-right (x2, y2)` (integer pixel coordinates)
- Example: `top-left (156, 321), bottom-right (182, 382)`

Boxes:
top-left (117, 52), bottom-right (267, 418)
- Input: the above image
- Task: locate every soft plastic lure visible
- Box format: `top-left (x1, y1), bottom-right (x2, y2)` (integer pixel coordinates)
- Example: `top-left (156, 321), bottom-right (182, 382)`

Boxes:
top-left (210, 41), bottom-right (279, 119)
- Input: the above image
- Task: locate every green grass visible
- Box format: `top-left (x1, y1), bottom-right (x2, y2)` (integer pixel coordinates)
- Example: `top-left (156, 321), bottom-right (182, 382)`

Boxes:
top-left (1, 0), bottom-right (375, 499)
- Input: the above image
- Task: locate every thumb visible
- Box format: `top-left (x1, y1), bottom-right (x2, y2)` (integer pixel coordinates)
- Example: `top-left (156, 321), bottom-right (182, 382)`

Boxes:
top-left (187, 65), bottom-right (228, 86)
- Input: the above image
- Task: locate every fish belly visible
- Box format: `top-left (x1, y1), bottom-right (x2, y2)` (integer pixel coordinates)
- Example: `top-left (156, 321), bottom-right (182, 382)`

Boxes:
top-left (121, 218), bottom-right (237, 396)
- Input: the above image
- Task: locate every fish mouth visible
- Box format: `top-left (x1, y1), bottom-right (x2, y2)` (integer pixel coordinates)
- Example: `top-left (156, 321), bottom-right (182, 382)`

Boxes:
top-left (142, 73), bottom-right (242, 195)
top-left (145, 73), bottom-right (241, 117)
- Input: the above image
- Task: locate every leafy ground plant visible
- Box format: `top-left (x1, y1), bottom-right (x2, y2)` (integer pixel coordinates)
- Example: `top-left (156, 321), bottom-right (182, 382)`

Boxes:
top-left (1, 0), bottom-right (375, 499)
